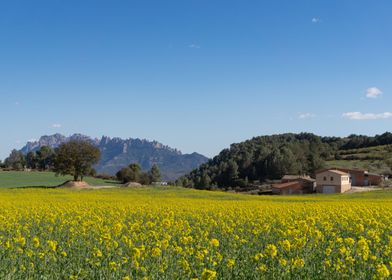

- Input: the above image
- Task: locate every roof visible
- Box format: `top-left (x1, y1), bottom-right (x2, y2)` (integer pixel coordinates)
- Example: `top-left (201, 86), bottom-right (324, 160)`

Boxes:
top-left (282, 175), bottom-right (315, 182)
top-left (336, 168), bottom-right (367, 174)
top-left (367, 173), bottom-right (383, 177)
top-left (282, 175), bottom-right (303, 180)
top-left (316, 169), bottom-right (349, 176)
top-left (282, 175), bottom-right (310, 180)
top-left (272, 181), bottom-right (300, 189)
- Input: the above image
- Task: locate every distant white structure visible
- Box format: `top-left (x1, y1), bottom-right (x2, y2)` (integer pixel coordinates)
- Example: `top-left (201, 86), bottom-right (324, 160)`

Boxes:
top-left (152, 182), bottom-right (168, 186)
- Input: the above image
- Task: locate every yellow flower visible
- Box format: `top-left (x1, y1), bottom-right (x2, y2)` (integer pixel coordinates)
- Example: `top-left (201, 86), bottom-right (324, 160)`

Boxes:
top-left (279, 258), bottom-right (287, 267)
top-left (113, 223), bottom-right (123, 234)
top-left (376, 264), bottom-right (390, 279)
top-left (93, 248), bottom-right (103, 258)
top-left (47, 240), bottom-right (57, 252)
top-left (227, 259), bottom-right (235, 268)
top-left (201, 268), bottom-right (217, 280)
top-left (209, 239), bottom-right (220, 247)
top-left (344, 237), bottom-right (355, 246)
top-left (258, 264), bottom-right (267, 272)
top-left (292, 258), bottom-right (305, 268)
top-left (132, 247), bottom-right (141, 259)
top-left (15, 236), bottom-right (26, 247)
top-left (325, 247), bottom-right (332, 256)
top-left (339, 246), bottom-right (348, 256)
top-left (254, 253), bottom-right (264, 261)
top-left (32, 237), bottom-right (40, 248)
top-left (281, 240), bottom-right (291, 251)
top-left (265, 244), bottom-right (278, 258)
top-left (109, 261), bottom-right (117, 271)
top-left (178, 259), bottom-right (190, 272)
top-left (151, 247), bottom-right (161, 257)
top-left (61, 251), bottom-right (67, 257)
top-left (162, 219), bottom-right (171, 227)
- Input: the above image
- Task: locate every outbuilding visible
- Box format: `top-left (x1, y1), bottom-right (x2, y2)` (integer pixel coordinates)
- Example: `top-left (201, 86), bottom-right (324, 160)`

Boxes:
top-left (335, 168), bottom-right (383, 186)
top-left (272, 176), bottom-right (316, 195)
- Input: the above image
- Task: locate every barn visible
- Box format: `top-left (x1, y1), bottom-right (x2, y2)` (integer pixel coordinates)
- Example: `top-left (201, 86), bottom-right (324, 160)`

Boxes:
top-left (272, 176), bottom-right (315, 195)
top-left (335, 168), bottom-right (383, 186)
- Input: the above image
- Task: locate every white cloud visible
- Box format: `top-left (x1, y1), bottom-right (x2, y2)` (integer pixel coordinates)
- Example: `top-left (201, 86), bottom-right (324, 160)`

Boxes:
top-left (298, 113), bottom-right (316, 119)
top-left (342, 112), bottom-right (392, 120)
top-left (188, 44), bottom-right (200, 49)
top-left (312, 17), bottom-right (321, 23)
top-left (366, 87), bottom-right (382, 98)
top-left (51, 123), bottom-right (62, 128)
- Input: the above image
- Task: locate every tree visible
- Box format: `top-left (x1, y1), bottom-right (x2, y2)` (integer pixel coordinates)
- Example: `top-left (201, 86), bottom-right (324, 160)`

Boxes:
top-left (148, 164), bottom-right (161, 182)
top-left (5, 150), bottom-right (26, 170)
top-left (116, 167), bottom-right (133, 183)
top-left (116, 163), bottom-right (143, 183)
top-left (200, 172), bottom-right (211, 189)
top-left (54, 140), bottom-right (101, 181)
top-left (26, 152), bottom-right (38, 169)
top-left (37, 146), bottom-right (55, 170)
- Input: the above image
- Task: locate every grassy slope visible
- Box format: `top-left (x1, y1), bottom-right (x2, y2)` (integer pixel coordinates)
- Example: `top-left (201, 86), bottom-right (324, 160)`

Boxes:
top-left (326, 145), bottom-right (391, 174)
top-left (0, 171), bottom-right (119, 188)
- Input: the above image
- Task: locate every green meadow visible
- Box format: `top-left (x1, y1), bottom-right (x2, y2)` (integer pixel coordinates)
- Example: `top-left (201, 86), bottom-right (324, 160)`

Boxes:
top-left (0, 171), bottom-right (118, 188)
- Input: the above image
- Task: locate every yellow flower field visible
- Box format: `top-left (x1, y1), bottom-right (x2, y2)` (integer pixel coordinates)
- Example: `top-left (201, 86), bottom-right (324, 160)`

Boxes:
top-left (0, 187), bottom-right (392, 279)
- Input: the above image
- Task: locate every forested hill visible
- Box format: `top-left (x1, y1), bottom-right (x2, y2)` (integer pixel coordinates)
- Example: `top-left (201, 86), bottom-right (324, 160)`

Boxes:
top-left (177, 132), bottom-right (392, 189)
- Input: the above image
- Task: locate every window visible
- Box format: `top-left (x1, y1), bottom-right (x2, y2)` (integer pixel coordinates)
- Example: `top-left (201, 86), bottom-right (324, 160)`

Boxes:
top-left (323, 176), bottom-right (327, 181)
top-left (331, 177), bottom-right (334, 181)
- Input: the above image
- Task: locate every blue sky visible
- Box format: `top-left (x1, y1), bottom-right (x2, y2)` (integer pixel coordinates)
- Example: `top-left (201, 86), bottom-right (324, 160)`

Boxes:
top-left (1, 0), bottom-right (391, 160)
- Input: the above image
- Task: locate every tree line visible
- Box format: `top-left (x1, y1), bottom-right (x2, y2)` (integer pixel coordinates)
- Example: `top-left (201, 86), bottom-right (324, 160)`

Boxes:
top-left (1, 140), bottom-right (161, 185)
top-left (175, 132), bottom-right (392, 190)
top-left (116, 164), bottom-right (161, 185)
top-left (2, 146), bottom-right (56, 171)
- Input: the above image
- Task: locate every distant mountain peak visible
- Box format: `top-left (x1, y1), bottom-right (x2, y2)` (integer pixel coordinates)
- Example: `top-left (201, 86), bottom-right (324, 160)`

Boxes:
top-left (20, 133), bottom-right (208, 181)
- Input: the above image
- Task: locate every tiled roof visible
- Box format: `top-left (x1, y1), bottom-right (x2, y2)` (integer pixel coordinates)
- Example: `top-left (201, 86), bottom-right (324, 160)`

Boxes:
top-left (316, 169), bottom-right (349, 176)
top-left (272, 181), bottom-right (300, 189)
top-left (282, 175), bottom-right (315, 182)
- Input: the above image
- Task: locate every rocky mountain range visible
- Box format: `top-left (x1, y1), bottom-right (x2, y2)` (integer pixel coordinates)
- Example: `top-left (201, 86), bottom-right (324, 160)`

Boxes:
top-left (20, 134), bottom-right (209, 181)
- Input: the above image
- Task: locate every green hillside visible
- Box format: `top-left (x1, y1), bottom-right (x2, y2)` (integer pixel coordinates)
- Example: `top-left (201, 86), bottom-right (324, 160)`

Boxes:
top-left (179, 132), bottom-right (392, 190)
top-left (326, 145), bottom-right (391, 174)
top-left (0, 171), bottom-right (119, 188)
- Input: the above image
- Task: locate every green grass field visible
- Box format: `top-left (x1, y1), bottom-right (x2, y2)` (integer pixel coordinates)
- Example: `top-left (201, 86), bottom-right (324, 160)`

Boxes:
top-left (0, 171), bottom-right (119, 188)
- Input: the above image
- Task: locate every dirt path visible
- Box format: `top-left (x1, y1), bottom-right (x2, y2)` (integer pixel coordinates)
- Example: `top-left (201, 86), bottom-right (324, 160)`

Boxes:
top-left (346, 186), bottom-right (382, 193)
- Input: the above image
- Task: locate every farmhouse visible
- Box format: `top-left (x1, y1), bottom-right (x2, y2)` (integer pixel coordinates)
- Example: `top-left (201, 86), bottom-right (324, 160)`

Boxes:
top-left (333, 168), bottom-right (383, 186)
top-left (272, 175), bottom-right (315, 195)
top-left (316, 169), bottom-right (351, 194)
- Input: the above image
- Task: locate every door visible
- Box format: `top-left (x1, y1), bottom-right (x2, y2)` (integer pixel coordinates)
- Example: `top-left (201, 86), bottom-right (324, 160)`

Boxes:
top-left (323, 186), bottom-right (335, 194)
top-left (350, 174), bottom-right (356, 186)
